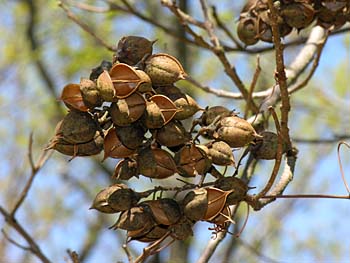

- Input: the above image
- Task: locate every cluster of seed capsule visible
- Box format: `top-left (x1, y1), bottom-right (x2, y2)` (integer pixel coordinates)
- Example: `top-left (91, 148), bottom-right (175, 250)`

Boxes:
top-left (49, 36), bottom-right (284, 243)
top-left (237, 0), bottom-right (350, 45)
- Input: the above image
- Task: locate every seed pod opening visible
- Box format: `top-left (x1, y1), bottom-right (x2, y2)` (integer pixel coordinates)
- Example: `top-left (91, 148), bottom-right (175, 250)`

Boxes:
top-left (110, 92), bottom-right (146, 126)
top-left (183, 188), bottom-right (208, 221)
top-left (113, 158), bottom-right (138, 180)
top-left (103, 127), bottom-right (135, 160)
top-left (214, 177), bottom-right (249, 205)
top-left (199, 106), bottom-right (233, 126)
top-left (144, 53), bottom-right (187, 85)
top-left (91, 184), bottom-right (128, 213)
top-left (60, 83), bottom-right (88, 112)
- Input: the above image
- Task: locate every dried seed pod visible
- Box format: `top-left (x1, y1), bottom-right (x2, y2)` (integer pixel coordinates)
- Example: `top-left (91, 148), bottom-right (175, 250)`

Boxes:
top-left (170, 217), bottom-right (194, 240)
top-left (142, 95), bottom-right (178, 129)
top-left (91, 184), bottom-right (139, 213)
top-left (155, 85), bottom-right (201, 120)
top-left (115, 36), bottom-right (155, 66)
top-left (80, 78), bottom-right (102, 108)
top-left (131, 225), bottom-right (169, 242)
top-left (52, 131), bottom-right (103, 157)
top-left (214, 116), bottom-right (261, 148)
top-left (182, 188), bottom-right (208, 221)
top-left (144, 53), bottom-right (187, 85)
top-left (135, 69), bottom-right (153, 94)
top-left (103, 127), bottom-right (135, 160)
top-left (281, 3), bottom-right (315, 29)
top-left (251, 131), bottom-right (286, 160)
top-left (115, 123), bottom-right (145, 150)
top-left (155, 120), bottom-right (191, 148)
top-left (110, 92), bottom-right (146, 126)
top-left (175, 143), bottom-right (212, 177)
top-left (199, 106), bottom-right (233, 126)
top-left (89, 60), bottom-right (112, 80)
top-left (237, 17), bottom-right (259, 46)
top-left (59, 111), bottom-right (98, 144)
top-left (206, 141), bottom-right (235, 166)
top-left (214, 177), bottom-right (249, 205)
top-left (60, 83), bottom-right (88, 112)
top-left (113, 206), bottom-right (155, 233)
top-left (141, 198), bottom-right (182, 225)
top-left (208, 206), bottom-right (232, 227)
top-left (183, 187), bottom-right (231, 222)
top-left (137, 148), bottom-right (177, 179)
top-left (109, 63), bottom-right (143, 99)
top-left (96, 70), bottom-right (115, 101)
top-left (113, 158), bottom-right (138, 180)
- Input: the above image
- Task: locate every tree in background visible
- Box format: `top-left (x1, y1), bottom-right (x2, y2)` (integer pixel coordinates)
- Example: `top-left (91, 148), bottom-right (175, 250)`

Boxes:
top-left (0, 0), bottom-right (349, 262)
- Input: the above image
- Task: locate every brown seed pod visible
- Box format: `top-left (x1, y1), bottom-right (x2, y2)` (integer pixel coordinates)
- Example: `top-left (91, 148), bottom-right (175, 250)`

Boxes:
top-left (113, 206), bottom-right (155, 233)
top-left (59, 111), bottom-right (98, 144)
top-left (155, 120), bottom-right (191, 148)
top-left (199, 106), bottom-right (233, 126)
top-left (137, 148), bottom-right (177, 179)
top-left (89, 60), bottom-right (113, 81)
top-left (115, 124), bottom-right (145, 150)
top-left (206, 141), bottom-right (235, 166)
top-left (214, 116), bottom-right (261, 148)
top-left (110, 92), bottom-right (146, 126)
top-left (135, 69), bottom-right (153, 94)
top-left (237, 17), bottom-right (259, 46)
top-left (214, 177), bottom-right (249, 205)
top-left (60, 83), bottom-right (89, 112)
top-left (175, 143), bottom-right (212, 177)
top-left (203, 187), bottom-right (232, 221)
top-left (281, 3), bottom-right (315, 29)
top-left (113, 158), bottom-right (138, 180)
top-left (109, 63), bottom-right (144, 99)
top-left (144, 53), bottom-right (187, 85)
top-left (170, 217), bottom-right (194, 240)
top-left (155, 85), bottom-right (201, 120)
top-left (150, 95), bottom-right (178, 125)
top-left (141, 198), bottom-right (182, 225)
top-left (131, 225), bottom-right (169, 242)
top-left (103, 127), bottom-right (135, 160)
top-left (52, 131), bottom-right (104, 157)
top-left (96, 70), bottom-right (115, 101)
top-left (115, 36), bottom-right (155, 66)
top-left (80, 78), bottom-right (102, 108)
top-left (90, 184), bottom-right (139, 213)
top-left (251, 131), bottom-right (286, 160)
top-left (208, 206), bottom-right (232, 227)
top-left (182, 188), bottom-right (208, 221)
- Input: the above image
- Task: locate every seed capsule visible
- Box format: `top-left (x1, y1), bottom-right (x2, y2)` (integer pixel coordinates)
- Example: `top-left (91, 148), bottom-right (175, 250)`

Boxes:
top-left (251, 131), bottom-right (286, 160)
top-left (199, 106), bottom-right (233, 126)
top-left (281, 3), bottom-right (315, 29)
top-left (214, 177), bottom-right (248, 205)
top-left (96, 70), bottom-right (115, 101)
top-left (137, 148), bottom-right (177, 179)
top-left (60, 83), bottom-right (88, 112)
top-left (131, 225), bottom-right (169, 242)
top-left (206, 141), bottom-right (235, 166)
top-left (103, 127), bottom-right (135, 160)
top-left (115, 36), bottom-right (155, 66)
top-left (115, 123), bottom-right (145, 150)
top-left (141, 198), bottom-right (182, 225)
top-left (80, 78), bottom-right (102, 109)
top-left (89, 60), bottom-right (112, 81)
top-left (237, 17), bottom-right (259, 46)
top-left (155, 120), bottom-right (191, 148)
top-left (144, 53), bottom-right (187, 85)
top-left (113, 158), bottom-right (138, 180)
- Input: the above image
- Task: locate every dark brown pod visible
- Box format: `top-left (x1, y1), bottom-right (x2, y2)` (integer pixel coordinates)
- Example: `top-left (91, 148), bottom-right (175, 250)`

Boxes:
top-left (237, 17), bottom-right (259, 46)
top-left (137, 148), bottom-right (177, 179)
top-left (203, 187), bottom-right (232, 221)
top-left (170, 217), bottom-right (194, 240)
top-left (175, 143), bottom-right (212, 177)
top-left (141, 198), bottom-right (182, 225)
top-left (113, 206), bottom-right (155, 233)
top-left (214, 177), bottom-right (249, 205)
top-left (214, 116), bottom-right (261, 148)
top-left (155, 120), bottom-right (191, 148)
top-left (131, 225), bottom-right (169, 242)
top-left (60, 111), bottom-right (98, 144)
top-left (199, 106), bottom-right (233, 126)
top-left (115, 124), bottom-right (145, 150)
top-left (115, 36), bottom-right (155, 66)
top-left (103, 127), bottom-right (135, 160)
top-left (110, 92), bottom-right (146, 126)
top-left (60, 83), bottom-right (88, 112)
top-left (251, 131), bottom-right (286, 160)
top-left (113, 158), bottom-right (138, 180)
top-left (144, 53), bottom-right (187, 85)
top-left (206, 141), bottom-right (235, 166)
top-left (52, 131), bottom-right (103, 157)
top-left (80, 78), bottom-right (102, 108)
top-left (89, 60), bottom-right (112, 81)
top-left (281, 3), bottom-right (315, 29)
top-left (150, 95), bottom-right (178, 125)
top-left (90, 184), bottom-right (128, 213)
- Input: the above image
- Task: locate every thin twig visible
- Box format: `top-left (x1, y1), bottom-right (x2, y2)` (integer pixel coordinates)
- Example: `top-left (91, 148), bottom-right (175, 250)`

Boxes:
top-left (58, 1), bottom-right (116, 51)
top-left (244, 55), bottom-right (261, 118)
top-left (337, 141), bottom-right (350, 195)
top-left (292, 134), bottom-right (350, 144)
top-left (11, 134), bottom-right (52, 217)
top-left (2, 229), bottom-right (31, 251)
